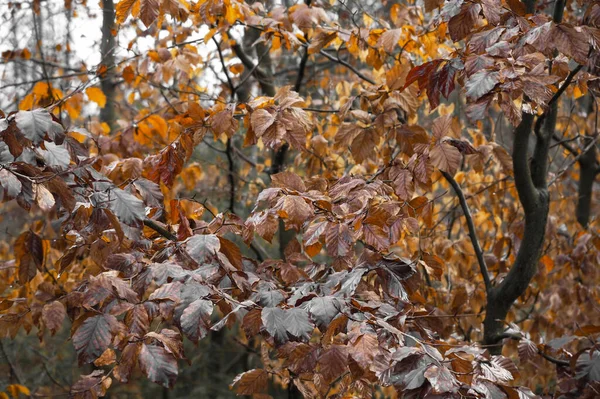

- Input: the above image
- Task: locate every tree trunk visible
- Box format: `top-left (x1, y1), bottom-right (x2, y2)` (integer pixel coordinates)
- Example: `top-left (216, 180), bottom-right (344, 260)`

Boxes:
top-left (100, 0), bottom-right (117, 131)
top-left (576, 97), bottom-right (598, 228)
top-left (483, 0), bottom-right (567, 355)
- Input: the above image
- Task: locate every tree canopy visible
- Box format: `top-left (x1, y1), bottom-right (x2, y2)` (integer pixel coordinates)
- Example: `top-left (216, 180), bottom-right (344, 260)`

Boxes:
top-left (0, 0), bottom-right (599, 398)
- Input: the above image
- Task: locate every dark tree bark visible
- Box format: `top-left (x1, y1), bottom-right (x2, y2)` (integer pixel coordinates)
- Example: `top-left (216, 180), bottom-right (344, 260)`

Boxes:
top-left (100, 0), bottom-right (117, 131)
top-left (576, 143), bottom-right (597, 228)
top-left (483, 0), bottom-right (571, 355)
top-left (576, 97), bottom-right (598, 228)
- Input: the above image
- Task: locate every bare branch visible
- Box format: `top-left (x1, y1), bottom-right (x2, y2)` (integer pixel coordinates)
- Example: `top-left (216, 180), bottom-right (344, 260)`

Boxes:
top-left (143, 219), bottom-right (178, 241)
top-left (231, 43), bottom-right (276, 96)
top-left (441, 171), bottom-right (491, 293)
top-left (317, 49), bottom-right (375, 85)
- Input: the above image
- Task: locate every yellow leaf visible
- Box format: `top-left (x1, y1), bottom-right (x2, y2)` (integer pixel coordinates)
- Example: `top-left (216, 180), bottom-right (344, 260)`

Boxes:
top-left (138, 114), bottom-right (168, 141)
top-left (224, 3), bottom-right (241, 25)
top-left (18, 94), bottom-right (35, 110)
top-left (116, 0), bottom-right (137, 24)
top-left (0, 393), bottom-right (8, 399)
top-left (101, 122), bottom-right (111, 135)
top-left (86, 87), bottom-right (107, 108)
top-left (540, 255), bottom-right (554, 273)
top-left (229, 63), bottom-right (244, 75)
top-left (573, 83), bottom-right (586, 99)
top-left (64, 93), bottom-right (83, 119)
top-left (6, 384), bottom-right (30, 398)
top-left (32, 81), bottom-right (50, 97)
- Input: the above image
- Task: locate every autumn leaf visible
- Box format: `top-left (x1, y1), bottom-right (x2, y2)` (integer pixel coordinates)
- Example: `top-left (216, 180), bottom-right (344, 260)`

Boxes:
top-left (231, 369), bottom-right (269, 395)
top-left (73, 314), bottom-right (120, 365)
top-left (180, 299), bottom-right (213, 342)
top-left (139, 0), bottom-right (159, 27)
top-left (377, 29), bottom-right (402, 53)
top-left (185, 234), bottom-right (220, 263)
top-left (465, 70), bottom-right (499, 100)
top-left (14, 231), bottom-right (46, 283)
top-left (108, 187), bottom-right (146, 226)
top-left (430, 142), bottom-right (461, 175)
top-left (42, 301), bottom-right (66, 335)
top-left (15, 109), bottom-right (63, 144)
top-left (86, 87), bottom-right (107, 108)
top-left (261, 307), bottom-right (288, 343)
top-left (116, 0), bottom-right (137, 24)
top-left (139, 343), bottom-right (178, 388)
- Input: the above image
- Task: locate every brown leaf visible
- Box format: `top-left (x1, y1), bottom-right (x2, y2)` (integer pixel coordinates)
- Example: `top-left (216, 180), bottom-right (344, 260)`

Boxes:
top-left (362, 223), bottom-right (390, 251)
top-left (116, 0), bottom-right (136, 24)
top-left (551, 23), bottom-right (590, 65)
top-left (432, 115), bottom-right (453, 140)
top-left (308, 30), bottom-right (338, 54)
top-left (271, 171), bottom-right (306, 192)
top-left (242, 308), bottom-right (263, 338)
top-left (231, 369), bottom-right (269, 395)
top-left (448, 4), bottom-right (481, 42)
top-left (211, 104), bottom-right (237, 138)
top-left (42, 301), bottom-right (65, 335)
top-left (73, 314), bottom-right (120, 365)
top-left (125, 304), bottom-right (150, 336)
top-left (377, 29), bottom-right (402, 53)
top-left (430, 143), bottom-right (461, 175)
top-left (139, 0), bottom-right (159, 27)
top-left (318, 345), bottom-right (348, 383)
top-left (424, 0), bottom-right (444, 13)
top-left (93, 348), bottom-right (117, 367)
top-left (15, 231), bottom-right (46, 284)
top-left (276, 196), bottom-right (313, 230)
top-left (326, 223), bottom-right (353, 257)
top-left (114, 343), bottom-right (140, 383)
top-left (139, 343), bottom-right (178, 388)
top-left (518, 339), bottom-right (538, 363)
top-left (251, 109), bottom-right (276, 137)
top-left (351, 130), bottom-right (378, 163)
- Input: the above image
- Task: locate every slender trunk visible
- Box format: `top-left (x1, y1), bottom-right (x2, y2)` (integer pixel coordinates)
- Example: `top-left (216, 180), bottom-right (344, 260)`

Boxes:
top-left (11, 7), bottom-right (20, 109)
top-left (577, 145), bottom-right (597, 228)
top-left (576, 97), bottom-right (598, 228)
top-left (100, 0), bottom-right (117, 131)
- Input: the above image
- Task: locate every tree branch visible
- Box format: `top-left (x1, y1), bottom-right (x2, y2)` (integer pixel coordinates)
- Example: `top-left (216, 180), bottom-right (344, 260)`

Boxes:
top-left (317, 49), bottom-right (375, 85)
top-left (441, 171), bottom-right (491, 293)
top-left (213, 37), bottom-right (235, 96)
top-left (231, 43), bottom-right (276, 96)
top-left (512, 113), bottom-right (539, 213)
top-left (144, 219), bottom-right (178, 241)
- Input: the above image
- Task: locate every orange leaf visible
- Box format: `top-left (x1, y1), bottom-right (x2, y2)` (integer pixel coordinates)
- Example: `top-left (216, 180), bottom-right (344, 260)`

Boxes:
top-left (86, 87), bottom-right (107, 108)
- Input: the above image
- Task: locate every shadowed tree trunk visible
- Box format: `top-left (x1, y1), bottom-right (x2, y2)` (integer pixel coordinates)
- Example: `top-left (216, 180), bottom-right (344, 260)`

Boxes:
top-left (576, 96), bottom-right (598, 228)
top-left (483, 0), bottom-right (570, 354)
top-left (577, 143), bottom-right (597, 228)
top-left (100, 0), bottom-right (117, 131)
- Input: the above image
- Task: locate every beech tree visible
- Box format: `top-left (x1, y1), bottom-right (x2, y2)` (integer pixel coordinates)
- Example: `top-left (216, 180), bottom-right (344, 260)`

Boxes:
top-left (0, 0), bottom-right (599, 398)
